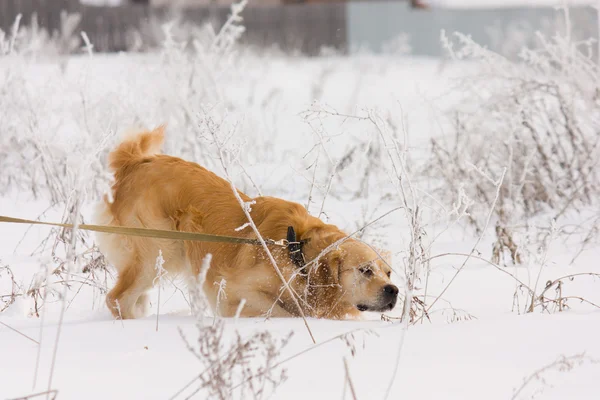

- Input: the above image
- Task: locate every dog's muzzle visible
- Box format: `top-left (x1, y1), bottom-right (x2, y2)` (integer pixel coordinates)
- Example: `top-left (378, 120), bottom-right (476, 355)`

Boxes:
top-left (357, 284), bottom-right (399, 312)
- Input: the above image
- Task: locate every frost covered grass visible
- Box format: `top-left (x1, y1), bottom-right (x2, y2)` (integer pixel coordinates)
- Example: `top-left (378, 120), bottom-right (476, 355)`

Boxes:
top-left (1, 3), bottom-right (600, 400)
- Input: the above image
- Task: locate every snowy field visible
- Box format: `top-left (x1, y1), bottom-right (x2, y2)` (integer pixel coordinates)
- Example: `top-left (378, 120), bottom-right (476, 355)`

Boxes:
top-left (1, 6), bottom-right (600, 400)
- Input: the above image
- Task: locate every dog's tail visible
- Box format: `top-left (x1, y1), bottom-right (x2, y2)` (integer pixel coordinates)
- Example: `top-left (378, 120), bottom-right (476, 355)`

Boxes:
top-left (108, 124), bottom-right (166, 172)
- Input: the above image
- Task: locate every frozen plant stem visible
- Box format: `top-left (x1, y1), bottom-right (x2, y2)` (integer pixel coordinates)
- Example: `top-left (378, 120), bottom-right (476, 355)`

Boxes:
top-left (7, 389), bottom-right (58, 400)
top-left (154, 250), bottom-right (166, 332)
top-left (226, 170), bottom-right (316, 343)
top-left (343, 358), bottom-right (359, 400)
top-left (528, 220), bottom-right (556, 313)
top-left (32, 264), bottom-right (48, 390)
top-left (46, 190), bottom-right (83, 398)
top-left (304, 117), bottom-right (338, 219)
top-left (8, 14), bottom-right (22, 55)
top-left (425, 252), bottom-right (534, 295)
top-left (511, 352), bottom-right (598, 399)
top-left (305, 146), bottom-right (321, 213)
top-left (205, 114), bottom-right (316, 343)
top-left (0, 321), bottom-right (39, 345)
top-left (228, 327), bottom-right (377, 393)
top-left (300, 104), bottom-right (428, 398)
top-left (213, 279), bottom-right (226, 325)
top-left (41, 113), bottom-right (111, 395)
top-left (425, 167), bottom-right (507, 316)
top-left (362, 108), bottom-right (421, 400)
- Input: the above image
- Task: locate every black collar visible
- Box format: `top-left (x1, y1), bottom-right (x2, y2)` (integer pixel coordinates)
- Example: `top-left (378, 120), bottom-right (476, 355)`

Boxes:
top-left (286, 226), bottom-right (309, 274)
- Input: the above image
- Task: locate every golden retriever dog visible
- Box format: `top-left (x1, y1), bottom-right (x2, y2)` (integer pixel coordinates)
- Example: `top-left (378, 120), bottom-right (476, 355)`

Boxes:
top-left (94, 126), bottom-right (398, 320)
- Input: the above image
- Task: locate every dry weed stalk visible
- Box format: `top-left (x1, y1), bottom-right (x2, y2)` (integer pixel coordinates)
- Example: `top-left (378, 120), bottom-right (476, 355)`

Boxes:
top-left (26, 82), bottom-right (115, 393)
top-left (175, 255), bottom-right (292, 400)
top-left (6, 389), bottom-right (59, 400)
top-left (178, 321), bottom-right (292, 400)
top-left (0, 16), bottom-right (116, 320)
top-left (0, 320), bottom-right (39, 345)
top-left (196, 105), bottom-right (316, 343)
top-left (530, 272), bottom-right (600, 313)
top-left (300, 102), bottom-right (437, 398)
top-left (0, 262), bottom-right (22, 312)
top-left (301, 103), bottom-right (433, 323)
top-left (229, 327), bottom-right (378, 395)
top-left (423, 167), bottom-right (506, 320)
top-left (511, 352), bottom-right (599, 400)
top-left (425, 249), bottom-right (600, 316)
top-left (153, 250), bottom-right (167, 331)
top-left (432, 9), bottom-right (600, 264)
top-left (342, 357), bottom-right (359, 400)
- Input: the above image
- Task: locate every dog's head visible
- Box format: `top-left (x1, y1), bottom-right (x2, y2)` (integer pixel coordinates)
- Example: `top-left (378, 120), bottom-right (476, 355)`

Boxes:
top-left (302, 229), bottom-right (398, 314)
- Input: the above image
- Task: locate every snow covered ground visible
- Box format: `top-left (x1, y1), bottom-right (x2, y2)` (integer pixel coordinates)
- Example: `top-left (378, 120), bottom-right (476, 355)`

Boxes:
top-left (1, 21), bottom-right (600, 400)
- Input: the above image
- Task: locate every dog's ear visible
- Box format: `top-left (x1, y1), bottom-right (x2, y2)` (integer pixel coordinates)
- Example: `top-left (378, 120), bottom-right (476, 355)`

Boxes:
top-left (328, 251), bottom-right (343, 284)
top-left (375, 247), bottom-right (392, 266)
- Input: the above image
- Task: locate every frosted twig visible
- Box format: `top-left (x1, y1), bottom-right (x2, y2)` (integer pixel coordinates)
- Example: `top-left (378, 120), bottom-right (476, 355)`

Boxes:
top-left (32, 264), bottom-right (49, 390)
top-left (234, 298), bottom-right (246, 320)
top-left (227, 180), bottom-right (316, 343)
top-left (189, 254), bottom-right (212, 319)
top-left (239, 163), bottom-right (263, 197)
top-left (154, 250), bottom-right (166, 332)
top-left (229, 325), bottom-right (400, 393)
top-left (343, 358), bottom-right (359, 400)
top-left (368, 107), bottom-right (423, 400)
top-left (42, 124), bottom-right (113, 394)
top-left (424, 252), bottom-right (533, 295)
top-left (303, 116), bottom-right (339, 219)
top-left (213, 278), bottom-right (227, 325)
top-left (80, 32), bottom-right (93, 56)
top-left (528, 219), bottom-right (557, 313)
top-left (201, 110), bottom-right (316, 343)
top-left (46, 190), bottom-right (83, 397)
top-left (8, 14), bottom-right (22, 55)
top-left (0, 320), bottom-right (39, 345)
top-left (305, 146), bottom-right (321, 213)
top-left (424, 167), bottom-right (507, 317)
top-left (6, 389), bottom-right (58, 400)
top-left (511, 352), bottom-right (599, 400)
top-left (235, 222), bottom-right (251, 232)
top-left (114, 300), bottom-right (124, 328)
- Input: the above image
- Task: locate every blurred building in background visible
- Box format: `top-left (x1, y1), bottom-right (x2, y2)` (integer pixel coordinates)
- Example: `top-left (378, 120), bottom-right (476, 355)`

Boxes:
top-left (131, 0), bottom-right (281, 6)
top-left (97, 0), bottom-right (429, 7)
top-left (0, 0), bottom-right (596, 57)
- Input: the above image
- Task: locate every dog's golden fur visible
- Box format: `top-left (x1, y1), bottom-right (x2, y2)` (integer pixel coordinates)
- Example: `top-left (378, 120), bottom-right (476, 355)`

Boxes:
top-left (94, 126), bottom-right (398, 320)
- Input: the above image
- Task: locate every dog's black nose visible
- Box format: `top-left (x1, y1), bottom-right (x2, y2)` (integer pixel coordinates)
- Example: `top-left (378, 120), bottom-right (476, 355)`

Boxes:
top-left (383, 284), bottom-right (399, 297)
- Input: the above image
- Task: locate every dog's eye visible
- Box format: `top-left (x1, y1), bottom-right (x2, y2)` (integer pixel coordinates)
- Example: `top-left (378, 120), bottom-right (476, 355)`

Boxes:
top-left (359, 267), bottom-right (373, 277)
top-left (386, 270), bottom-right (391, 278)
